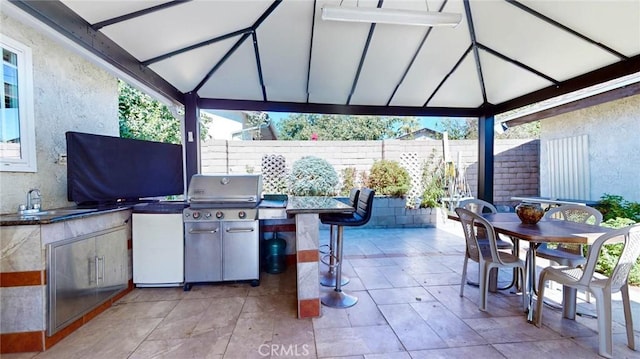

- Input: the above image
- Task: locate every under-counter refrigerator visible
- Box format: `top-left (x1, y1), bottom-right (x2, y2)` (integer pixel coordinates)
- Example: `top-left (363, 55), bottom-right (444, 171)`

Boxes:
top-left (132, 202), bottom-right (187, 287)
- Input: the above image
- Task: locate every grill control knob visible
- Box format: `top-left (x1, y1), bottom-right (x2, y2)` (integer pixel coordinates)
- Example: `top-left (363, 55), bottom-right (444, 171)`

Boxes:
top-left (192, 211), bottom-right (201, 219)
top-left (215, 211), bottom-right (224, 219)
top-left (238, 211), bottom-right (246, 219)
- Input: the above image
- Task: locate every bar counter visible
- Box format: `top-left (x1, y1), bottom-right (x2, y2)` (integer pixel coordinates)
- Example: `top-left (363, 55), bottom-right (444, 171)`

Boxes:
top-left (286, 196), bottom-right (355, 318)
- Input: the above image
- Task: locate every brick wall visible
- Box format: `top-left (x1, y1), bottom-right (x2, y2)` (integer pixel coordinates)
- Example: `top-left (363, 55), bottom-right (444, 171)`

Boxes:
top-left (200, 139), bottom-right (539, 208)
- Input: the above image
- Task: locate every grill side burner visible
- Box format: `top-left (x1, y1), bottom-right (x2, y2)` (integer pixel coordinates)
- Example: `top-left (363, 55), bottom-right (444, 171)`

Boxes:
top-left (183, 175), bottom-right (262, 291)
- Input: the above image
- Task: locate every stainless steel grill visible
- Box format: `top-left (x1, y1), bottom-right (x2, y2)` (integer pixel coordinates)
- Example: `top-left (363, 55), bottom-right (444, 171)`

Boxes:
top-left (183, 174), bottom-right (263, 290)
top-left (187, 174), bottom-right (262, 208)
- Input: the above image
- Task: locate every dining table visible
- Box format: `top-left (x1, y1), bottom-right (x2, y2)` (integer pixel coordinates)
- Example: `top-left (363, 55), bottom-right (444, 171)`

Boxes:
top-left (480, 212), bottom-right (612, 323)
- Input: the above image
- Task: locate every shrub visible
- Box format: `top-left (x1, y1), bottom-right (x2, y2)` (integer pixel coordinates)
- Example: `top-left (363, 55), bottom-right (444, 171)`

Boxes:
top-left (339, 167), bottom-right (357, 196)
top-left (595, 194), bottom-right (640, 222)
top-left (595, 194), bottom-right (640, 285)
top-left (359, 170), bottom-right (369, 189)
top-left (366, 160), bottom-right (410, 197)
top-left (420, 151), bottom-right (445, 208)
top-left (288, 156), bottom-right (338, 196)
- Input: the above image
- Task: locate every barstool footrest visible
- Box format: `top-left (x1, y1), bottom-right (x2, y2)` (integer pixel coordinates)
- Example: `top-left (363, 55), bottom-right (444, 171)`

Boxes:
top-left (320, 253), bottom-right (338, 268)
top-left (319, 244), bottom-right (330, 255)
top-left (321, 290), bottom-right (358, 308)
top-left (320, 271), bottom-right (349, 287)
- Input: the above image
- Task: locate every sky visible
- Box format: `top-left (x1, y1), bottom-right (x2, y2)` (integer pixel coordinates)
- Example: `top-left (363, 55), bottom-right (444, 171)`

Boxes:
top-left (266, 112), bottom-right (444, 131)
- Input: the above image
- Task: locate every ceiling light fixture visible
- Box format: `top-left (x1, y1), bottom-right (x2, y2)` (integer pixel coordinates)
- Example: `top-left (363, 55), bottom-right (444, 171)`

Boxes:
top-left (321, 6), bottom-right (462, 27)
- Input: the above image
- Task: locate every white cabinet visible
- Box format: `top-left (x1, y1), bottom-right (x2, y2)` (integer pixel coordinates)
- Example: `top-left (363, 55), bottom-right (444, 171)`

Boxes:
top-left (47, 225), bottom-right (128, 335)
top-left (132, 213), bottom-right (184, 286)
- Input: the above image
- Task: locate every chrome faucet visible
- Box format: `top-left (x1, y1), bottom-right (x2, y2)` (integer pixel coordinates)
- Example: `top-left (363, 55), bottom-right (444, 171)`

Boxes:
top-left (24, 188), bottom-right (42, 212)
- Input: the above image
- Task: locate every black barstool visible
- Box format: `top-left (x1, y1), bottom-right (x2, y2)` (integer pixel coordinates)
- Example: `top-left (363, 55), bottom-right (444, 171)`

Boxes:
top-left (320, 188), bottom-right (359, 287)
top-left (319, 188), bottom-right (375, 308)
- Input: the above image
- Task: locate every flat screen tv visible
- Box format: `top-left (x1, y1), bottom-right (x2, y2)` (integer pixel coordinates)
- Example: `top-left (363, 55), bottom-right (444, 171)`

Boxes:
top-left (66, 131), bottom-right (184, 205)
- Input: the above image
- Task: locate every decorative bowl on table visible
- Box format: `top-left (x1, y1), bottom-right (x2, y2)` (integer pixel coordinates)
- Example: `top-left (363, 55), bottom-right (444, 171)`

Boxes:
top-left (515, 202), bottom-right (544, 224)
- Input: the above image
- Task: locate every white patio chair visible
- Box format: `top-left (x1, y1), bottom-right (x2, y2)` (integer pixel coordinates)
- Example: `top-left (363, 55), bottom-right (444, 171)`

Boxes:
top-left (534, 223), bottom-right (640, 358)
top-left (537, 205), bottom-right (603, 267)
top-left (455, 207), bottom-right (526, 312)
top-left (458, 198), bottom-right (515, 250)
top-left (458, 198), bottom-right (516, 290)
top-left (537, 205), bottom-right (603, 301)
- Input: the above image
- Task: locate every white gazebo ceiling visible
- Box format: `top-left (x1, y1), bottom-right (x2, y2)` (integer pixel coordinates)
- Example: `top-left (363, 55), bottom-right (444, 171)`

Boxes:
top-left (14, 0), bottom-right (640, 117)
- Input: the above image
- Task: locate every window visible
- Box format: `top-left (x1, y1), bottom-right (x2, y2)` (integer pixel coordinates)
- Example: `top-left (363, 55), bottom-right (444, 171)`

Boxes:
top-left (1, 34), bottom-right (36, 172)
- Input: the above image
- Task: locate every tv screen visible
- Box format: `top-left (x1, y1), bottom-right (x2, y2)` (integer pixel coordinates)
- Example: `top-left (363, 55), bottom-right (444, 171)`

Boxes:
top-left (66, 131), bottom-right (184, 205)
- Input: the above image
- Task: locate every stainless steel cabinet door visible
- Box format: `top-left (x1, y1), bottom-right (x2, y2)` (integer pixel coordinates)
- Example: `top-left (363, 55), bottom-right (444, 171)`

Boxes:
top-left (48, 225), bottom-right (129, 336)
top-left (222, 221), bottom-right (259, 281)
top-left (95, 225), bottom-right (127, 303)
top-left (184, 222), bottom-right (222, 282)
top-left (48, 236), bottom-right (97, 334)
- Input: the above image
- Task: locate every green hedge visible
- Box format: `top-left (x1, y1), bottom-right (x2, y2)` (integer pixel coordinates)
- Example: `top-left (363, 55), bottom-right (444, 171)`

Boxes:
top-left (366, 160), bottom-right (410, 197)
top-left (594, 194), bottom-right (640, 285)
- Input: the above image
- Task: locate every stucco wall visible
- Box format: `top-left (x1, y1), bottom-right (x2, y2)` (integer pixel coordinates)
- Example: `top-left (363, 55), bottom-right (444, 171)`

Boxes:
top-left (0, 11), bottom-right (119, 214)
top-left (540, 94), bottom-right (640, 203)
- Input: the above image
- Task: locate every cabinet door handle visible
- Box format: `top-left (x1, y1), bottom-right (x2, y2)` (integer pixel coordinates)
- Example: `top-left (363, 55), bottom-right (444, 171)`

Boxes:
top-left (97, 256), bottom-right (105, 285)
top-left (188, 229), bottom-right (219, 234)
top-left (226, 228), bottom-right (255, 233)
top-left (94, 256), bottom-right (100, 285)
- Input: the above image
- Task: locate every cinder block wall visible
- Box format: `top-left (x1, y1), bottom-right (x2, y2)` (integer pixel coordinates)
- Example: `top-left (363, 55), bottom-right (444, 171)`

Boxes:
top-left (200, 139), bottom-right (539, 207)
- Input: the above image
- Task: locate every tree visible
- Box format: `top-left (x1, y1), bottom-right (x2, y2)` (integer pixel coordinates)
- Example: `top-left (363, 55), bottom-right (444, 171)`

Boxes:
top-left (244, 112), bottom-right (271, 140)
top-left (396, 116), bottom-right (420, 138)
top-left (118, 80), bottom-right (210, 144)
top-left (435, 117), bottom-right (539, 140)
top-left (435, 118), bottom-right (476, 139)
top-left (276, 114), bottom-right (420, 140)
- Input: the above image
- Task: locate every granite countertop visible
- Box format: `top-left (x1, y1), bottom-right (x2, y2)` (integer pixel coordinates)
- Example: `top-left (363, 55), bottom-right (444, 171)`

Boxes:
top-left (0, 205), bottom-right (133, 226)
top-left (286, 196), bottom-right (355, 215)
top-left (132, 201), bottom-right (188, 214)
top-left (1, 197), bottom-right (356, 224)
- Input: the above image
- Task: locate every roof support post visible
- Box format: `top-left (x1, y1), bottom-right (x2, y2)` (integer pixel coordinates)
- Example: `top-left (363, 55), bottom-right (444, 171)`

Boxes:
top-left (477, 115), bottom-right (494, 203)
top-left (184, 92), bottom-right (200, 184)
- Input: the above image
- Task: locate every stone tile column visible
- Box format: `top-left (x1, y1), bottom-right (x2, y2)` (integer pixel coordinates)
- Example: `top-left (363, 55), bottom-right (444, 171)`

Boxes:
top-left (294, 213), bottom-right (320, 318)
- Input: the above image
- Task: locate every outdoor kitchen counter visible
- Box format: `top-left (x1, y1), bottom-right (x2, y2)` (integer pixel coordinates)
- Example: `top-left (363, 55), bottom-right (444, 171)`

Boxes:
top-left (286, 196), bottom-right (355, 318)
top-left (0, 205), bottom-right (132, 226)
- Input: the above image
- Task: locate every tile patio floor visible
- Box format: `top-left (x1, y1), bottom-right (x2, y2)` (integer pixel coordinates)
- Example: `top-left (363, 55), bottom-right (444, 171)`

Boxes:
top-left (5, 222), bottom-right (640, 359)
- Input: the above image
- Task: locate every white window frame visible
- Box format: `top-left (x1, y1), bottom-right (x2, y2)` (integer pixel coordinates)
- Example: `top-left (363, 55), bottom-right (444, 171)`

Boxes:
top-left (1, 34), bottom-right (36, 172)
